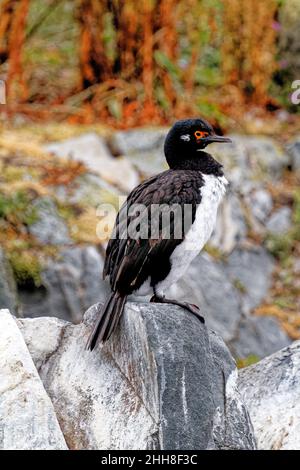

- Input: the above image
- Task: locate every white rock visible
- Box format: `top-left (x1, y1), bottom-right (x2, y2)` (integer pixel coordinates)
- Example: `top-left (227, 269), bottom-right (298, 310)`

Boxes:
top-left (17, 316), bottom-right (68, 371)
top-left (45, 133), bottom-right (139, 193)
top-left (0, 309), bottom-right (67, 450)
top-left (239, 341), bottom-right (300, 450)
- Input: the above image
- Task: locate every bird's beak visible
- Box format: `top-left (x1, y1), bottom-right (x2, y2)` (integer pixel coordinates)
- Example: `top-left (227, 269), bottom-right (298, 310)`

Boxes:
top-left (204, 135), bottom-right (232, 144)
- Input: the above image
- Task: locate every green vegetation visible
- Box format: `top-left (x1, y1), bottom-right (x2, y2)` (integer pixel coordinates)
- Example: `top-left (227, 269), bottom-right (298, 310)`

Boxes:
top-left (233, 278), bottom-right (247, 294)
top-left (0, 191), bottom-right (38, 227)
top-left (236, 354), bottom-right (260, 369)
top-left (8, 249), bottom-right (42, 288)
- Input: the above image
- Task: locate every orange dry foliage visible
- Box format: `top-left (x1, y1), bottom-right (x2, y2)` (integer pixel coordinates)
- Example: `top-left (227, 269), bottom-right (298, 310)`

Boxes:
top-left (0, 0), bottom-right (281, 126)
top-left (76, 0), bottom-right (111, 88)
top-left (76, 0), bottom-right (204, 125)
top-left (0, 0), bottom-right (13, 63)
top-left (41, 160), bottom-right (86, 186)
top-left (3, 0), bottom-right (30, 102)
top-left (221, 0), bottom-right (278, 109)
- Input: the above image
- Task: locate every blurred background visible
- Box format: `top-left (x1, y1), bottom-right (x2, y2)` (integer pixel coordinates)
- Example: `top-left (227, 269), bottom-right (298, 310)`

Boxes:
top-left (0, 0), bottom-right (300, 365)
top-left (0, 0), bottom-right (300, 127)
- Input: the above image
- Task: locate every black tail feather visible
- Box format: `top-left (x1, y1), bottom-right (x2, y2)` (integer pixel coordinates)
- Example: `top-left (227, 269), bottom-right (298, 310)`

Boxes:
top-left (86, 292), bottom-right (127, 350)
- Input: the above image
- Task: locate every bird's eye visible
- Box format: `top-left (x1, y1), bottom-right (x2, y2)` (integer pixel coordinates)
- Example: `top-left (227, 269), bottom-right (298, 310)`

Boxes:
top-left (194, 130), bottom-right (208, 140)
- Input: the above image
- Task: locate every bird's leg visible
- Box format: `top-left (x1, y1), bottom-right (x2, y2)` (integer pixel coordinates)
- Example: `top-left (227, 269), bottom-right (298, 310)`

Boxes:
top-left (150, 293), bottom-right (205, 324)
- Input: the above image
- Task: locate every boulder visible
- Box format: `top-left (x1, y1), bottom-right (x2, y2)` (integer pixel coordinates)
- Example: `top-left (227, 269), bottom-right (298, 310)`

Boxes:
top-left (29, 197), bottom-right (71, 246)
top-left (53, 173), bottom-right (123, 208)
top-left (238, 341), bottom-right (300, 450)
top-left (210, 136), bottom-right (289, 191)
top-left (109, 128), bottom-right (168, 177)
top-left (168, 248), bottom-right (289, 360)
top-left (0, 248), bottom-right (18, 314)
top-left (224, 246), bottom-right (275, 314)
top-left (246, 189), bottom-right (273, 223)
top-left (228, 315), bottom-right (291, 360)
top-left (17, 303), bottom-right (256, 450)
top-left (168, 253), bottom-right (242, 343)
top-left (286, 136), bottom-right (300, 171)
top-left (266, 207), bottom-right (292, 235)
top-left (19, 245), bottom-right (110, 323)
top-left (0, 309), bottom-right (67, 450)
top-left (210, 192), bottom-right (247, 253)
top-left (45, 133), bottom-right (139, 193)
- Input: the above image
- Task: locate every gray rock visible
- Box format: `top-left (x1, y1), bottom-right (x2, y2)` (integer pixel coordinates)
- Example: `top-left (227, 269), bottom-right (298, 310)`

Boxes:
top-left (169, 248), bottom-right (286, 360)
top-left (109, 128), bottom-right (168, 177)
top-left (45, 133), bottom-right (139, 193)
top-left (0, 248), bottom-right (18, 314)
top-left (29, 197), bottom-right (71, 245)
top-left (286, 137), bottom-right (300, 170)
top-left (229, 315), bottom-right (291, 360)
top-left (54, 173), bottom-right (122, 206)
top-left (238, 341), bottom-right (300, 449)
top-left (210, 192), bottom-right (247, 253)
top-left (225, 246), bottom-right (275, 313)
top-left (0, 309), bottom-right (67, 450)
top-left (266, 207), bottom-right (292, 234)
top-left (69, 173), bottom-right (122, 205)
top-left (168, 253), bottom-right (243, 343)
top-left (246, 189), bottom-right (273, 223)
top-left (19, 302), bottom-right (256, 450)
top-left (294, 258), bottom-right (300, 275)
top-left (111, 128), bottom-right (167, 154)
top-left (210, 135), bottom-right (289, 190)
top-left (19, 246), bottom-right (110, 323)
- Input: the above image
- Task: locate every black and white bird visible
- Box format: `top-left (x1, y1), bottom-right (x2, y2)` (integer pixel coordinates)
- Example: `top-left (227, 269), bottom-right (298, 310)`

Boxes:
top-left (87, 118), bottom-right (231, 350)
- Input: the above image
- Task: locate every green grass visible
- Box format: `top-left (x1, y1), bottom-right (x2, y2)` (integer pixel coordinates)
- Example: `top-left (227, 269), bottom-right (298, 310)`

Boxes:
top-left (0, 191), bottom-right (38, 227)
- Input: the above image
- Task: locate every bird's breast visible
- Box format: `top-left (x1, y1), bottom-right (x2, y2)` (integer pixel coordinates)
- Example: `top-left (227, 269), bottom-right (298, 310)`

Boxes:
top-left (169, 173), bottom-right (228, 262)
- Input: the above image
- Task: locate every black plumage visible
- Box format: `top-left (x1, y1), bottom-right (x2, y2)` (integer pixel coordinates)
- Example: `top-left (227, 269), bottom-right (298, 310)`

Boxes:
top-left (104, 170), bottom-right (202, 294)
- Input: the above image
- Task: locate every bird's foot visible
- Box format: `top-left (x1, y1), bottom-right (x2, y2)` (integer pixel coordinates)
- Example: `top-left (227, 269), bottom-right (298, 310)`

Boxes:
top-left (150, 295), bottom-right (205, 324)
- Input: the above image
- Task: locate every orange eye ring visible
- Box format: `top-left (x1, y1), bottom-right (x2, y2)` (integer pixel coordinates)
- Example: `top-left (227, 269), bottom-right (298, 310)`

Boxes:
top-left (194, 130), bottom-right (208, 140)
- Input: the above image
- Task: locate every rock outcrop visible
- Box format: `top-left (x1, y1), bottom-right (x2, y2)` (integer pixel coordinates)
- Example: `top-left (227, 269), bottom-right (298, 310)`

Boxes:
top-left (287, 135), bottom-right (300, 171)
top-left (45, 133), bottom-right (139, 193)
top-left (0, 309), bottom-right (67, 450)
top-left (238, 341), bottom-right (300, 450)
top-left (29, 197), bottom-right (72, 246)
top-left (0, 249), bottom-right (17, 315)
top-left (19, 246), bottom-right (110, 322)
top-left (0, 304), bottom-right (256, 450)
top-left (168, 249), bottom-right (291, 359)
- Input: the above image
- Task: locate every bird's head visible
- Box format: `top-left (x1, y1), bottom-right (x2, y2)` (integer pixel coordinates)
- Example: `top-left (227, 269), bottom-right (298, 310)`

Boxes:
top-left (164, 118), bottom-right (231, 171)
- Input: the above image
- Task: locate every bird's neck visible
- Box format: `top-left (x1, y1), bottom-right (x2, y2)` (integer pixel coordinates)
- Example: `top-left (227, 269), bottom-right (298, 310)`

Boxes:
top-left (168, 151), bottom-right (224, 176)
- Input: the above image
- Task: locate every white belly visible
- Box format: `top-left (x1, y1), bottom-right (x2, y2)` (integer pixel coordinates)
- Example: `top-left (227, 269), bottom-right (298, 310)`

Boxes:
top-left (155, 174), bottom-right (228, 295)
